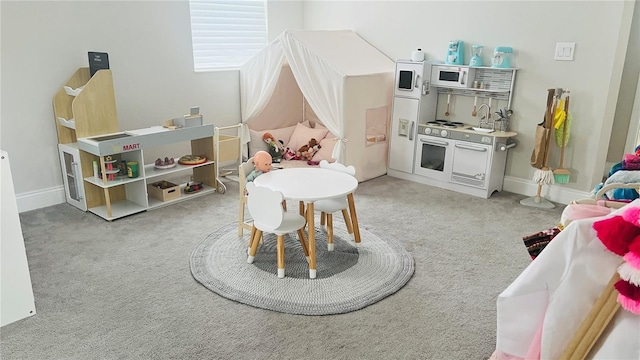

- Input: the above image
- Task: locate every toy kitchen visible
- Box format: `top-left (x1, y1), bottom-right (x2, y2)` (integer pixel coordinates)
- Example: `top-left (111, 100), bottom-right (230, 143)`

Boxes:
top-left (388, 42), bottom-right (517, 199)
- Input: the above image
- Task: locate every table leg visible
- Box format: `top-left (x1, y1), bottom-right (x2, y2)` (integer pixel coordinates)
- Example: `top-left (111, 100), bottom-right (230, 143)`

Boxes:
top-left (307, 202), bottom-right (316, 279)
top-left (347, 193), bottom-right (361, 243)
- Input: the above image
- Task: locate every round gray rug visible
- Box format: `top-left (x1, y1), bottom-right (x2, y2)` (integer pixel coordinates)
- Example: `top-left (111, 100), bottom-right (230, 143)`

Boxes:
top-left (190, 220), bottom-right (414, 315)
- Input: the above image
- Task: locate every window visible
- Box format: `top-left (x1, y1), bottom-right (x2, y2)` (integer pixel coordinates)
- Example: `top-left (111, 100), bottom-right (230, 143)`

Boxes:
top-left (189, 0), bottom-right (268, 71)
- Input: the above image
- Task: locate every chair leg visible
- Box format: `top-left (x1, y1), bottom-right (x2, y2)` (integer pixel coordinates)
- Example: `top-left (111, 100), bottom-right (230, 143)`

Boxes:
top-left (247, 226), bottom-right (257, 254)
top-left (347, 193), bottom-right (362, 244)
top-left (247, 229), bottom-right (262, 263)
top-left (299, 201), bottom-right (305, 216)
top-left (305, 205), bottom-right (311, 226)
top-left (327, 214), bottom-right (334, 251)
top-left (276, 235), bottom-right (285, 278)
top-left (282, 200), bottom-right (287, 211)
top-left (238, 199), bottom-right (245, 236)
top-left (297, 228), bottom-right (309, 259)
top-left (342, 209), bottom-right (353, 235)
top-left (320, 212), bottom-right (326, 226)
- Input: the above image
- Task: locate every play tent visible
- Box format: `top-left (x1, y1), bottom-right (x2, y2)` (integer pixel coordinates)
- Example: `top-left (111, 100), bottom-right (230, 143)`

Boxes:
top-left (240, 29), bottom-right (395, 181)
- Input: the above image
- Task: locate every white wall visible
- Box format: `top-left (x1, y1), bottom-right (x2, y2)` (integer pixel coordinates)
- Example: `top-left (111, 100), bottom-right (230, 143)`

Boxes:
top-left (0, 0), bottom-right (302, 212)
top-left (613, 0), bottom-right (640, 159)
top-left (303, 0), bottom-right (638, 200)
top-left (1, 0), bottom-right (637, 212)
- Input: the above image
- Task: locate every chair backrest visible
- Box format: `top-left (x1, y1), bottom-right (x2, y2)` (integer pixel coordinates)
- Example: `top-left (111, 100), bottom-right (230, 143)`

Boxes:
top-left (245, 182), bottom-right (284, 230)
top-left (239, 157), bottom-right (255, 198)
top-left (319, 160), bottom-right (356, 176)
top-left (239, 157), bottom-right (255, 186)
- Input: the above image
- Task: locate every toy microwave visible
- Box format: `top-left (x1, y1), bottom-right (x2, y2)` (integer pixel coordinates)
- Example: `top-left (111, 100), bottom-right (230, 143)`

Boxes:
top-left (431, 65), bottom-right (475, 88)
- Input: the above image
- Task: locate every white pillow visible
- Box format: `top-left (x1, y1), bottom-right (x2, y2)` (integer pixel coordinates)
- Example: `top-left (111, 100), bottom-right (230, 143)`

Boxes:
top-left (286, 122), bottom-right (329, 152)
top-left (248, 125), bottom-right (296, 157)
top-left (312, 137), bottom-right (339, 162)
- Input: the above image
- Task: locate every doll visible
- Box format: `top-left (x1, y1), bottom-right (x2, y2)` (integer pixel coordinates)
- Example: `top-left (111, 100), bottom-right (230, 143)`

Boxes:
top-left (262, 132), bottom-right (284, 163)
top-left (246, 150), bottom-right (272, 183)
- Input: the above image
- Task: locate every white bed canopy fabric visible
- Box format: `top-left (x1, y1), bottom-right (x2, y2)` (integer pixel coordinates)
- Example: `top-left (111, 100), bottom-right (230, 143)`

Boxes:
top-left (240, 29), bottom-right (395, 181)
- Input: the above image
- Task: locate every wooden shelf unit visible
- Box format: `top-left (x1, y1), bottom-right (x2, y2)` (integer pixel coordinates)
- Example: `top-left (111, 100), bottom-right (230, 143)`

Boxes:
top-left (53, 68), bottom-right (119, 143)
top-left (77, 125), bottom-right (219, 221)
top-left (53, 68), bottom-right (231, 220)
top-left (53, 68), bottom-right (120, 212)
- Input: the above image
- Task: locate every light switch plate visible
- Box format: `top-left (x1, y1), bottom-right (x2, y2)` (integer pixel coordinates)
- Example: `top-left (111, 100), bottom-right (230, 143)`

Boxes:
top-left (554, 42), bottom-right (575, 61)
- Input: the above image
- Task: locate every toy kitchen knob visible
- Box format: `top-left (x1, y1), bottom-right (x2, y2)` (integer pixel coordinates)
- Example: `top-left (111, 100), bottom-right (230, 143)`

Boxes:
top-left (498, 142), bottom-right (517, 151)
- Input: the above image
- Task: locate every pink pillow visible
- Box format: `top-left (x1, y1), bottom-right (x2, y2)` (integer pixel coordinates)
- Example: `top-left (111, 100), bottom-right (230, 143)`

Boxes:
top-left (312, 137), bottom-right (339, 162)
top-left (248, 125), bottom-right (296, 157)
top-left (286, 122), bottom-right (329, 152)
top-left (314, 122), bottom-right (336, 138)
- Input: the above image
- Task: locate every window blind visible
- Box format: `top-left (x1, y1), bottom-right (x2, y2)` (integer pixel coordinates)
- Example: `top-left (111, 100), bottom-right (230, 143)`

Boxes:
top-left (189, 0), bottom-right (268, 71)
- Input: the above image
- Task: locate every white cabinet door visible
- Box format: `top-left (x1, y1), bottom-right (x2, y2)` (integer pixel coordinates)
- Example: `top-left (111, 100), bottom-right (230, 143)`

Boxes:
top-left (394, 61), bottom-right (426, 99)
top-left (389, 97), bottom-right (418, 174)
top-left (58, 143), bottom-right (87, 211)
top-left (1, 150), bottom-right (36, 327)
top-left (451, 142), bottom-right (492, 189)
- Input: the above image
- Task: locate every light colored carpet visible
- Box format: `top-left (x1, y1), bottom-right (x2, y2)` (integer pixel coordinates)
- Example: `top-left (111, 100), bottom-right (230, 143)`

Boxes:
top-left (190, 220), bottom-right (414, 315)
top-left (1, 175), bottom-right (563, 359)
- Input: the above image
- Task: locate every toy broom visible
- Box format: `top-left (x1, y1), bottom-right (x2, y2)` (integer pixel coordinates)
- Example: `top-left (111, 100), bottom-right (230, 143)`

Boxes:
top-left (554, 95), bottom-right (571, 183)
top-left (521, 88), bottom-right (558, 208)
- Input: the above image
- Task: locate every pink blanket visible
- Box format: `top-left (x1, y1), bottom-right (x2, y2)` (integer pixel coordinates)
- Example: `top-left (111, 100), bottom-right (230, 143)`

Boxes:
top-left (623, 153), bottom-right (640, 170)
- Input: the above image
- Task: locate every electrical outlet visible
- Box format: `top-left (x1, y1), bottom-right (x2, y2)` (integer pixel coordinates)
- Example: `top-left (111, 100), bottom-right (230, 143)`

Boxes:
top-left (554, 43), bottom-right (575, 61)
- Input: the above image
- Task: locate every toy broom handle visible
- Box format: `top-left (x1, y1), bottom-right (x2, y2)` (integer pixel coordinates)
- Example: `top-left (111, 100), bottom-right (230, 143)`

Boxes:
top-left (545, 89), bottom-right (555, 128)
top-left (559, 96), bottom-right (570, 166)
top-left (541, 94), bottom-right (557, 168)
top-left (559, 272), bottom-right (620, 360)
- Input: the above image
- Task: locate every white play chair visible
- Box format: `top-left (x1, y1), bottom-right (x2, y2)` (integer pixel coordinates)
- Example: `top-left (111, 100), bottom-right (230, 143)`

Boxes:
top-left (313, 160), bottom-right (356, 251)
top-left (238, 157), bottom-right (255, 236)
top-left (245, 182), bottom-right (309, 278)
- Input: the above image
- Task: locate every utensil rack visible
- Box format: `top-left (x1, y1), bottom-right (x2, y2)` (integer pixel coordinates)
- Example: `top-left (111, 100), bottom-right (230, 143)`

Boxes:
top-left (435, 66), bottom-right (517, 109)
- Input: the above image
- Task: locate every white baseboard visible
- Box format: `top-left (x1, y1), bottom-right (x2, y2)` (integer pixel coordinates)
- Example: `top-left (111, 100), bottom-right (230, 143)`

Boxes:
top-left (503, 176), bottom-right (592, 205)
top-left (16, 186), bottom-right (66, 213)
top-left (16, 177), bottom-right (594, 213)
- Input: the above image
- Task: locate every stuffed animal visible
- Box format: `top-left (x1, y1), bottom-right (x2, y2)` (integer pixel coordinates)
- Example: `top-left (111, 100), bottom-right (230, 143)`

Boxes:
top-left (283, 148), bottom-right (299, 161)
top-left (297, 138), bottom-right (322, 161)
top-left (262, 132), bottom-right (284, 163)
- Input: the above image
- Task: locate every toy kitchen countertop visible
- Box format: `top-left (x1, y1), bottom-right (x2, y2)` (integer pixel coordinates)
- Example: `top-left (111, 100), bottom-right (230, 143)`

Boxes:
top-left (78, 124), bottom-right (214, 156)
top-left (418, 121), bottom-right (517, 139)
